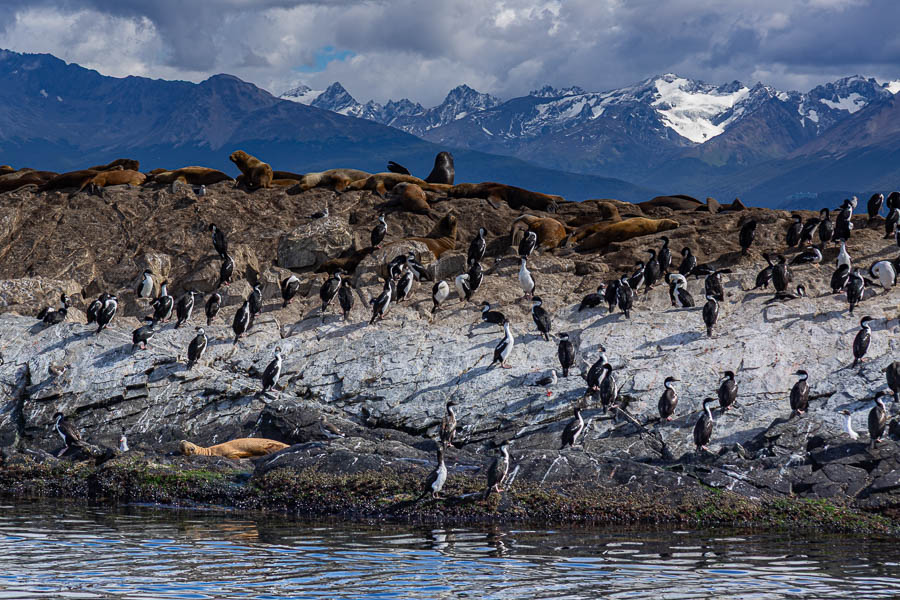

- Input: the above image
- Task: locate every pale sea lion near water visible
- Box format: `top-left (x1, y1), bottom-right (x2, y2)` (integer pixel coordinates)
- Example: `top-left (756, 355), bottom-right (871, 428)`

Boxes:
top-left (179, 438), bottom-right (289, 458)
top-left (289, 168), bottom-right (372, 193)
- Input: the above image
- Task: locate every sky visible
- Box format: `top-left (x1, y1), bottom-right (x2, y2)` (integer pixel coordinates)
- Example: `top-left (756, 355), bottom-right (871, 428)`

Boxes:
top-left (0, 0), bottom-right (898, 106)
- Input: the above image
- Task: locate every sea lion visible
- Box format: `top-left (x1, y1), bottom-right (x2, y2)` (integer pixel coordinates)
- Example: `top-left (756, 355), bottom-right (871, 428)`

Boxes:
top-left (147, 168), bottom-right (169, 176)
top-left (638, 195), bottom-right (703, 212)
top-left (229, 150), bottom-right (273, 189)
top-left (88, 158), bottom-right (140, 172)
top-left (449, 182), bottom-right (563, 212)
top-left (386, 151), bottom-right (455, 185)
top-left (179, 438), bottom-right (289, 459)
top-left (390, 182), bottom-right (430, 213)
top-left (289, 168), bottom-right (372, 193)
top-left (273, 170), bottom-right (304, 181)
top-left (0, 165), bottom-right (14, 175)
top-left (510, 214), bottom-right (568, 250)
top-left (150, 167), bottom-right (233, 185)
top-left (405, 212), bottom-right (458, 257)
top-left (0, 175), bottom-right (45, 193)
top-left (346, 172), bottom-right (428, 197)
top-left (78, 169), bottom-right (146, 193)
top-left (317, 247), bottom-right (375, 275)
top-left (576, 217), bottom-right (679, 251)
top-left (39, 169), bottom-right (102, 191)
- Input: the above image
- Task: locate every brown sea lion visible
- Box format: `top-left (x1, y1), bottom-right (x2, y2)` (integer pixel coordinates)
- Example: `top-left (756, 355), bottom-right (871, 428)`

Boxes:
top-left (638, 195), bottom-right (703, 212)
top-left (179, 438), bottom-right (289, 459)
top-left (0, 175), bottom-right (44, 193)
top-left (78, 169), bottom-right (146, 193)
top-left (150, 167), bottom-right (233, 185)
top-left (449, 182), bottom-right (563, 212)
top-left (289, 168), bottom-right (372, 193)
top-left (39, 169), bottom-right (102, 191)
top-left (576, 218), bottom-right (679, 251)
top-left (0, 165), bottom-right (14, 175)
top-left (88, 158), bottom-right (140, 172)
top-left (386, 151), bottom-right (455, 185)
top-left (346, 172), bottom-right (428, 197)
top-left (405, 212), bottom-right (458, 257)
top-left (390, 182), bottom-right (430, 213)
top-left (510, 214), bottom-right (569, 250)
top-left (229, 150), bottom-right (273, 189)
top-left (147, 168), bottom-right (168, 176)
top-left (272, 170), bottom-right (304, 181)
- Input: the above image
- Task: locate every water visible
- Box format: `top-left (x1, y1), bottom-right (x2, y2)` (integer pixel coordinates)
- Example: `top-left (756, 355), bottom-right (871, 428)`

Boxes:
top-left (0, 501), bottom-right (897, 599)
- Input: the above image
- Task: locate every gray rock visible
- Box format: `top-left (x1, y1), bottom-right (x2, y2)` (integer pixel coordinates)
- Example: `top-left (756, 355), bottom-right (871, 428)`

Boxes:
top-left (277, 217), bottom-right (352, 270)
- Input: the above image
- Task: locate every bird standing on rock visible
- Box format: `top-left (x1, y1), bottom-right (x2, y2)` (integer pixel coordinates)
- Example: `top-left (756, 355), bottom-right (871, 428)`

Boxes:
top-left (869, 391), bottom-right (889, 447)
top-left (786, 215), bottom-right (802, 247)
top-left (531, 296), bottom-right (552, 341)
top-left (702, 295), bottom-right (718, 338)
top-left (846, 269), bottom-right (865, 314)
top-left (718, 371), bottom-right (737, 411)
top-left (338, 278), bottom-right (354, 322)
top-left (419, 447), bottom-right (447, 500)
top-left (440, 400), bottom-right (457, 447)
top-left (484, 441), bottom-right (511, 498)
top-left (248, 284), bottom-right (263, 325)
top-left (658, 376), bottom-right (679, 422)
top-left (371, 214), bottom-right (387, 249)
top-left (831, 264), bottom-right (850, 294)
top-left (560, 405), bottom-right (585, 450)
top-left (852, 316), bottom-right (873, 367)
top-left (616, 276), bottom-right (634, 318)
top-left (790, 370), bottom-right (810, 417)
top-left (430, 280), bottom-right (450, 317)
top-left (175, 290), bottom-right (198, 329)
top-left (261, 347), bottom-right (283, 394)
top-left (693, 398), bottom-right (715, 452)
top-left (232, 300), bottom-right (250, 344)
top-left (217, 253), bottom-right (234, 288)
top-left (739, 220), bottom-right (757, 255)
top-left (490, 320), bottom-right (514, 369)
top-left (817, 208), bottom-right (833, 244)
top-left (868, 193), bottom-right (884, 223)
top-left (658, 236), bottom-right (672, 272)
top-left (131, 322), bottom-right (155, 351)
top-left (136, 269), bottom-right (154, 299)
top-left (454, 272), bottom-right (471, 303)
top-left (281, 275), bottom-right (300, 308)
top-left (518, 230), bottom-right (537, 258)
top-left (557, 333), bottom-right (574, 377)
top-left (518, 258), bottom-right (535, 299)
top-left (644, 249), bottom-right (661, 291)
top-left (209, 224), bottom-right (228, 258)
top-left (96, 295), bottom-right (118, 334)
top-left (150, 281), bottom-right (173, 324)
top-left (678, 247), bottom-right (697, 277)
top-left (368, 278), bottom-right (394, 325)
top-left (205, 292), bottom-right (221, 326)
top-left (772, 255), bottom-right (792, 292)
top-left (468, 227), bottom-right (487, 264)
top-left (53, 412), bottom-right (82, 457)
top-left (187, 327), bottom-right (208, 369)
top-left (669, 274), bottom-right (694, 308)
top-left (754, 254), bottom-right (775, 289)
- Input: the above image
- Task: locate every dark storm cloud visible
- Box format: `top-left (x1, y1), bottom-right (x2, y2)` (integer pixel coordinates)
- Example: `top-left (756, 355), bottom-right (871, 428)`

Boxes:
top-left (0, 0), bottom-right (898, 104)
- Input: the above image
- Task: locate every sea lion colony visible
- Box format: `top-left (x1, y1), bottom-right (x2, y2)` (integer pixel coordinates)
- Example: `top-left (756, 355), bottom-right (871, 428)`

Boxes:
top-left (7, 151), bottom-right (900, 502)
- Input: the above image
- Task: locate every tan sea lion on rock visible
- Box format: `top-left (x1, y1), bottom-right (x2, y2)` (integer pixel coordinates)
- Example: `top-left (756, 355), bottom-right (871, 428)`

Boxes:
top-left (78, 169), bottom-right (146, 193)
top-left (289, 168), bottom-right (371, 193)
top-left (449, 182), bottom-right (563, 212)
top-left (150, 167), bottom-right (233, 185)
top-left (229, 150), bottom-right (273, 189)
top-left (347, 172), bottom-right (428, 197)
top-left (405, 212), bottom-right (458, 257)
top-left (389, 182), bottom-right (430, 213)
top-left (179, 438), bottom-right (288, 459)
top-left (576, 217), bottom-right (679, 251)
top-left (39, 169), bottom-right (102, 191)
top-left (510, 214), bottom-right (569, 250)
top-left (88, 158), bottom-right (140, 172)
top-left (272, 170), bottom-right (304, 181)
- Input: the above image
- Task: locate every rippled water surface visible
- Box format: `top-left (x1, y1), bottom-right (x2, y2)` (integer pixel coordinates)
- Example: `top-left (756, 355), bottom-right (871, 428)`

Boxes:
top-left (0, 501), bottom-right (898, 599)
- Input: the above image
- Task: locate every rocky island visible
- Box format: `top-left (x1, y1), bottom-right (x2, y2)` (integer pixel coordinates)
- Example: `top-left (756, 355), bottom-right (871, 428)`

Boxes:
top-left (0, 158), bottom-right (898, 533)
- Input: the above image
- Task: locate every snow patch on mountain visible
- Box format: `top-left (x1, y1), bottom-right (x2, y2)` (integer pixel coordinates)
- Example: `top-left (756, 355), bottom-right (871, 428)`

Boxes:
top-left (280, 84), bottom-right (323, 105)
top-left (819, 92), bottom-right (866, 113)
top-left (651, 75), bottom-right (750, 143)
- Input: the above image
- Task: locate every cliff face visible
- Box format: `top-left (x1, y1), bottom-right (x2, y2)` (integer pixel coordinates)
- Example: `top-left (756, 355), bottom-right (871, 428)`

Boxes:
top-left (1, 181), bottom-right (899, 517)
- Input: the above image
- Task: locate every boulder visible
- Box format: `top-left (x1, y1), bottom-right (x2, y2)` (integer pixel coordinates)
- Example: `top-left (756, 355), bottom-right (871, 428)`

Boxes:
top-left (277, 217), bottom-right (352, 270)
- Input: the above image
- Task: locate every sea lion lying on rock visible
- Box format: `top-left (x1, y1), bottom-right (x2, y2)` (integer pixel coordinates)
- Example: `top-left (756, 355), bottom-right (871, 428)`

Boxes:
top-left (576, 217), bottom-right (679, 251)
top-left (229, 150), bottom-right (273, 189)
top-left (639, 195), bottom-right (702, 212)
top-left (39, 169), bottom-right (110, 191)
top-left (273, 170), bottom-right (304, 181)
top-left (389, 182), bottom-right (430, 214)
top-left (346, 172), bottom-right (427, 197)
top-left (510, 214), bottom-right (568, 250)
top-left (0, 165), bottom-right (14, 175)
top-left (405, 212), bottom-right (458, 258)
top-left (150, 167), bottom-right (233, 185)
top-left (88, 158), bottom-right (140, 172)
top-left (179, 438), bottom-right (288, 459)
top-left (289, 168), bottom-right (372, 193)
top-left (78, 169), bottom-right (146, 193)
top-left (449, 182), bottom-right (563, 212)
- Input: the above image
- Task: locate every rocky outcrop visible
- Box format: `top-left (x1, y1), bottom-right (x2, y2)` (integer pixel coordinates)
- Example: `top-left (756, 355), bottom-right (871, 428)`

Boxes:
top-left (278, 217), bottom-right (353, 270)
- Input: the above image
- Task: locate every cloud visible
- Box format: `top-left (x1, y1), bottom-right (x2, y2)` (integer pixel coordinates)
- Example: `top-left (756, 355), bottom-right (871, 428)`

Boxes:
top-left (0, 0), bottom-right (897, 106)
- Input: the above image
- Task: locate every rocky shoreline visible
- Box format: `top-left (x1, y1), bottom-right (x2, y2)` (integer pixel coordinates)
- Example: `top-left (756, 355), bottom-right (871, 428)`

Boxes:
top-left (1, 177), bottom-right (900, 532)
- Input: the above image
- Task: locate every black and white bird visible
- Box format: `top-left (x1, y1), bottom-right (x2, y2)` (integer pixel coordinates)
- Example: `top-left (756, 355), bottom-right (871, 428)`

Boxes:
top-left (248, 284), bottom-right (263, 325)
top-left (308, 206), bottom-right (329, 220)
top-left (454, 272), bottom-right (471, 303)
top-left (195, 184), bottom-right (207, 197)
top-left (765, 284), bottom-right (807, 303)
top-left (789, 245), bottom-right (823, 266)
top-left (834, 200), bottom-right (853, 242)
top-left (831, 264), bottom-right (850, 294)
top-left (869, 260), bottom-right (896, 291)
top-left (786, 214), bottom-right (803, 247)
top-left (150, 281), bottom-right (174, 324)
top-left (395, 266), bottom-right (415, 303)
top-left (136, 269), bottom-right (154, 299)
top-left (704, 269), bottom-right (729, 302)
top-left (205, 292), bottom-right (221, 326)
top-left (754, 254), bottom-right (775, 289)
top-left (232, 300), bottom-right (251, 344)
top-left (318, 271), bottom-right (342, 322)
top-left (209, 223), bottom-right (228, 258)
top-left (798, 217), bottom-right (820, 247)
top-left (702, 295), bottom-right (718, 337)
top-left (490, 320), bottom-right (514, 369)
top-left (852, 316), bottom-right (874, 367)
top-left (480, 302), bottom-right (506, 327)
top-left (53, 412), bottom-right (82, 457)
top-left (175, 290), bottom-right (198, 329)
top-left (578, 284), bottom-right (606, 312)
top-left (531, 296), bottom-right (551, 341)
top-left (885, 207), bottom-right (900, 239)
top-left (658, 236), bottom-right (672, 272)
top-left (518, 258), bottom-right (535, 299)
top-left (518, 230), bottom-right (537, 258)
top-left (840, 410), bottom-right (859, 441)
top-left (693, 398), bottom-right (715, 452)
top-left (431, 280), bottom-right (450, 317)
top-left (404, 253), bottom-right (431, 282)
top-left (560, 405), bottom-right (585, 450)
top-left (627, 261), bottom-right (645, 293)
top-left (131, 322), bottom-right (155, 351)
top-left (846, 269), bottom-right (865, 315)
top-left (95, 294), bottom-right (118, 333)
top-left (261, 347), bottom-right (283, 394)
top-left (678, 247), bottom-right (697, 277)
top-left (371, 214), bottom-right (387, 249)
top-left (419, 447), bottom-right (447, 500)
top-left (281, 275), bottom-right (300, 308)
top-left (817, 208), bottom-right (833, 244)
top-left (837, 241), bottom-right (851, 270)
top-left (597, 363), bottom-right (619, 412)
top-left (739, 220), bottom-right (757, 255)
top-left (467, 259), bottom-right (483, 298)
top-left (772, 255), bottom-right (792, 293)
top-left (187, 327), bottom-right (208, 369)
top-left (468, 227), bottom-right (487, 264)
top-left (718, 371), bottom-right (737, 412)
top-left (217, 253), bottom-right (234, 288)
top-left (604, 279), bottom-right (620, 313)
top-left (557, 333), bottom-right (574, 377)
top-left (869, 391), bottom-right (889, 447)
top-left (887, 361), bottom-right (900, 403)
top-left (484, 441), bottom-right (511, 498)
top-left (118, 430), bottom-right (129, 452)
top-left (338, 278), bottom-right (354, 322)
top-left (658, 376), bottom-right (679, 422)
top-left (440, 400), bottom-right (458, 447)
top-left (37, 294), bottom-right (70, 326)
top-left (790, 369), bottom-right (810, 417)
top-left (669, 274), bottom-right (694, 308)
top-left (644, 249), bottom-right (661, 291)
top-left (616, 276), bottom-right (634, 319)
top-left (888, 191), bottom-right (900, 211)
top-left (586, 346), bottom-right (608, 392)
top-left (368, 278), bottom-right (394, 325)
top-left (534, 369), bottom-right (558, 386)
top-left (868, 193), bottom-right (884, 223)
top-left (86, 293), bottom-right (106, 325)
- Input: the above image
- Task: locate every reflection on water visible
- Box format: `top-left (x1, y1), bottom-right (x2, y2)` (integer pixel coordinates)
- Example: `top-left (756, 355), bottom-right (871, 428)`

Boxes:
top-left (0, 500), bottom-right (896, 599)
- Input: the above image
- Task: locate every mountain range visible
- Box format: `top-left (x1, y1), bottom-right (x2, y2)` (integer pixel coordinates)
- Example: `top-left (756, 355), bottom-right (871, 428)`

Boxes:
top-left (283, 74), bottom-right (900, 207)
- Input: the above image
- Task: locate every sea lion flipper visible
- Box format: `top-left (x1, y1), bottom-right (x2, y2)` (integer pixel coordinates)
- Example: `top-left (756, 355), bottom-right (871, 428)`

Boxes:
top-left (486, 193), bottom-right (501, 209)
top-left (387, 161), bottom-right (411, 176)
